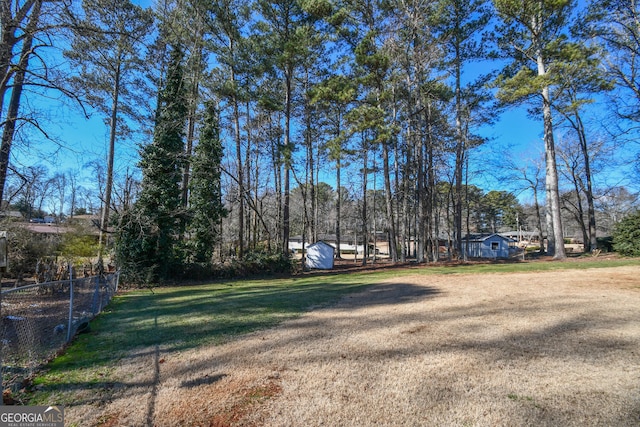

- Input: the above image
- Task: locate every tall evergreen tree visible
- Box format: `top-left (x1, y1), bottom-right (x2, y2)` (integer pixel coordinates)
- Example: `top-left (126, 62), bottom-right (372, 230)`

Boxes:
top-left (254, 0), bottom-right (329, 256)
top-left (433, 0), bottom-right (492, 259)
top-left (385, 0), bottom-right (443, 262)
top-left (333, 0), bottom-right (398, 263)
top-left (310, 74), bottom-right (357, 259)
top-left (493, 0), bottom-right (571, 259)
top-left (207, 0), bottom-right (251, 258)
top-left (186, 101), bottom-right (226, 263)
top-left (135, 45), bottom-right (187, 280)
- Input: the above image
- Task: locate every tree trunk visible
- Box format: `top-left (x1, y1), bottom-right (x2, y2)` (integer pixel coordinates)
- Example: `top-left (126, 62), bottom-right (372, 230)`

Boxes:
top-left (98, 57), bottom-right (121, 260)
top-left (282, 70), bottom-right (292, 256)
top-left (0, 0), bottom-right (41, 204)
top-left (532, 184), bottom-right (545, 254)
top-left (231, 58), bottom-right (244, 259)
top-left (181, 81), bottom-right (199, 208)
top-left (534, 15), bottom-right (566, 260)
top-left (335, 157), bottom-right (342, 259)
top-left (541, 95), bottom-right (565, 258)
top-left (425, 102), bottom-right (437, 262)
top-left (361, 134), bottom-right (368, 266)
top-left (400, 123), bottom-right (412, 262)
top-left (181, 33), bottom-right (203, 209)
top-left (305, 72), bottom-right (317, 244)
top-left (0, 0), bottom-right (39, 123)
top-left (416, 111), bottom-right (426, 263)
top-left (574, 112), bottom-right (598, 252)
top-left (244, 102), bottom-right (252, 250)
top-left (454, 50), bottom-right (464, 261)
top-left (382, 139), bottom-right (398, 262)
top-left (270, 112), bottom-right (282, 252)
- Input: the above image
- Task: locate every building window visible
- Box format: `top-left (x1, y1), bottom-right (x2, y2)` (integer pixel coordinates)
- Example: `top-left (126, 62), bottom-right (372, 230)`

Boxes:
top-left (491, 242), bottom-right (499, 251)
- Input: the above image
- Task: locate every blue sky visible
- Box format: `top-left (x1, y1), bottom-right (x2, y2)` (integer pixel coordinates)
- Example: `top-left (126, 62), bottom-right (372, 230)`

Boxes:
top-left (14, 53), bottom-right (614, 207)
top-left (11, 0), bottom-right (638, 213)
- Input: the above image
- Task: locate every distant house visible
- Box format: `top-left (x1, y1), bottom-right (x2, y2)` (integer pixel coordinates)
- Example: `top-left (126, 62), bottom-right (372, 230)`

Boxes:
top-left (500, 229), bottom-right (541, 244)
top-left (289, 234), bottom-right (365, 255)
top-left (463, 233), bottom-right (517, 259)
top-left (0, 210), bottom-right (23, 220)
top-left (305, 241), bottom-right (335, 269)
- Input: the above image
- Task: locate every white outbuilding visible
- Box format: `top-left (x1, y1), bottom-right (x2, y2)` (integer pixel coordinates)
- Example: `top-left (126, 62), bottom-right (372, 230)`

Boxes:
top-left (305, 241), bottom-right (335, 269)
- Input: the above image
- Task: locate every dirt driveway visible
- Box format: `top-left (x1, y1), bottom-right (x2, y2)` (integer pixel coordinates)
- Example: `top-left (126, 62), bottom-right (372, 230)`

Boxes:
top-left (67, 266), bottom-right (640, 426)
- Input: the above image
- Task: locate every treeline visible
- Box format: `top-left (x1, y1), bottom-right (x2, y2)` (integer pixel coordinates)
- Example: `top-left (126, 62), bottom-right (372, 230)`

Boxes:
top-left (1, 0), bottom-right (639, 281)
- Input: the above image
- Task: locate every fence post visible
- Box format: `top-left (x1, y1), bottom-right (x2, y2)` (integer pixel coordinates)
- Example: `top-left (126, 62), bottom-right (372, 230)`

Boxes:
top-left (66, 263), bottom-right (74, 343)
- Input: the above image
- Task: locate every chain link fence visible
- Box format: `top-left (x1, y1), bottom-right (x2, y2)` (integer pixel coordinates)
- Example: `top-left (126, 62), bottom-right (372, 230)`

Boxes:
top-left (1, 272), bottom-right (120, 390)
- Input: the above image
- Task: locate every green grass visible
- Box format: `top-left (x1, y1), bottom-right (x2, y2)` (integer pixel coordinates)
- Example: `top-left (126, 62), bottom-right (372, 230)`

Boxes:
top-left (27, 272), bottom-right (378, 404)
top-left (26, 258), bottom-right (639, 405)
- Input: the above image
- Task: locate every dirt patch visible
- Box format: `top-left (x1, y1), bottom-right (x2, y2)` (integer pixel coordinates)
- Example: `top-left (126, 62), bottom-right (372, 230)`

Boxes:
top-left (64, 265), bottom-right (640, 426)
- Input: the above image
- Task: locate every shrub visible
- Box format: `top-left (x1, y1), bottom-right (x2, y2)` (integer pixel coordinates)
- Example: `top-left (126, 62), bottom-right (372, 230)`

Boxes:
top-left (612, 211), bottom-right (640, 257)
top-left (1, 220), bottom-right (60, 283)
top-left (120, 251), bottom-right (298, 287)
top-left (596, 236), bottom-right (614, 253)
top-left (58, 225), bottom-right (99, 267)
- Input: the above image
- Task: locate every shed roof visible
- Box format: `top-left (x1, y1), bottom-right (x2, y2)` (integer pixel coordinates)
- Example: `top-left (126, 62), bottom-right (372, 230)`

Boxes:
top-left (464, 233), bottom-right (516, 243)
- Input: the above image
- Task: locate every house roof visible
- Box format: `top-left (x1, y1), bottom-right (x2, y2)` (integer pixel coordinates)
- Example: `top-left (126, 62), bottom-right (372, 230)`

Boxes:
top-left (500, 230), bottom-right (541, 238)
top-left (464, 233), bottom-right (516, 242)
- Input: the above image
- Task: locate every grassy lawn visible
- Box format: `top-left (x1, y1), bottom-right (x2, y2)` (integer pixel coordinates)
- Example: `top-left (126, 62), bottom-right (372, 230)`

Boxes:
top-left (26, 257), bottom-right (640, 405)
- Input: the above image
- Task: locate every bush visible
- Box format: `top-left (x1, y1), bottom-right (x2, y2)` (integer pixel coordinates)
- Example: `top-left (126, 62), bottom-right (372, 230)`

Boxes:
top-left (596, 236), bottom-right (614, 253)
top-left (612, 211), bottom-right (640, 256)
top-left (119, 250), bottom-right (299, 287)
top-left (185, 252), bottom-right (297, 281)
top-left (1, 220), bottom-right (60, 282)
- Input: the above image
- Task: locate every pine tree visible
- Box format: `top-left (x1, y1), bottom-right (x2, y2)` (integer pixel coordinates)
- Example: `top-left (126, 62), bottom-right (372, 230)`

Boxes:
top-left (207, 0), bottom-right (251, 259)
top-left (433, 0), bottom-right (492, 259)
top-left (309, 75), bottom-right (357, 259)
top-left (254, 0), bottom-right (328, 256)
top-left (493, 0), bottom-right (572, 259)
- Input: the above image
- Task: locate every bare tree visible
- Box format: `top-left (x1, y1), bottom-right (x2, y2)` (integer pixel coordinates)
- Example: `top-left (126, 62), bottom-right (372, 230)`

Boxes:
top-left (0, 0), bottom-right (44, 203)
top-left (64, 0), bottom-right (153, 260)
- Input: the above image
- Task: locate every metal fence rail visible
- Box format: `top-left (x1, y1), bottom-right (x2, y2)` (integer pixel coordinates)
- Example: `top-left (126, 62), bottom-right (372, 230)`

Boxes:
top-left (1, 272), bottom-right (119, 390)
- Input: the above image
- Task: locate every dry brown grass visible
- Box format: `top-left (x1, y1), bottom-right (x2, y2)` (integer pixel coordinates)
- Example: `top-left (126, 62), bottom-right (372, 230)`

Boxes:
top-left (66, 266), bottom-right (640, 426)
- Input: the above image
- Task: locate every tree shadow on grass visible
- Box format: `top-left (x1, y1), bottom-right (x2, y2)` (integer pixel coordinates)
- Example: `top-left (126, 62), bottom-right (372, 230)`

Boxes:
top-left (92, 280), bottom-right (441, 357)
top-left (33, 269), bottom-right (640, 427)
top-left (31, 277), bottom-right (434, 404)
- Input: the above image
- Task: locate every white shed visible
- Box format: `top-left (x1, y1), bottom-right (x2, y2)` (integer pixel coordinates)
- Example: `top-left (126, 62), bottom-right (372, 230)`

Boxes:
top-left (464, 233), bottom-right (516, 259)
top-left (305, 241), bottom-right (335, 269)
